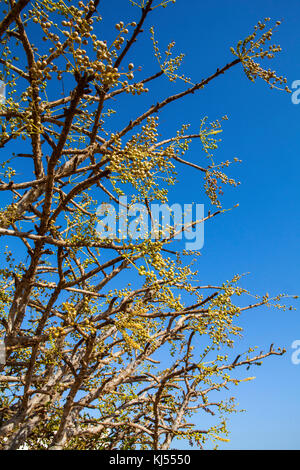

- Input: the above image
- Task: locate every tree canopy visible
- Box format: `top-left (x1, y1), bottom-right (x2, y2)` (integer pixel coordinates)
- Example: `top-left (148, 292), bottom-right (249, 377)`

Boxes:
top-left (0, 0), bottom-right (294, 450)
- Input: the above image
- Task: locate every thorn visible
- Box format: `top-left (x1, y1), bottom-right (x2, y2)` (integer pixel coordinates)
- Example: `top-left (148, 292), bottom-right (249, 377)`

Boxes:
top-left (232, 354), bottom-right (241, 366)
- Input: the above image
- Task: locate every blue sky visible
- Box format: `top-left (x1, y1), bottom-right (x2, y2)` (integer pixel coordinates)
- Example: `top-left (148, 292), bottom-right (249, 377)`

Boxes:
top-left (1, 0), bottom-right (300, 449)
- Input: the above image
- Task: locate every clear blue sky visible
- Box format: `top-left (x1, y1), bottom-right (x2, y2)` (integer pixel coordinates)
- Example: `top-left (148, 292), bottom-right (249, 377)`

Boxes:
top-left (2, 0), bottom-right (300, 450)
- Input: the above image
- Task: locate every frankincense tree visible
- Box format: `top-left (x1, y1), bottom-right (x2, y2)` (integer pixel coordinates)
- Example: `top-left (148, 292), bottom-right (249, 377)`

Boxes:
top-left (0, 0), bottom-right (294, 450)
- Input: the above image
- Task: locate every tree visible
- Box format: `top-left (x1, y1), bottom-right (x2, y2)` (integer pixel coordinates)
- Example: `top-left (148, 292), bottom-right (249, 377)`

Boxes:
top-left (0, 0), bottom-right (294, 450)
